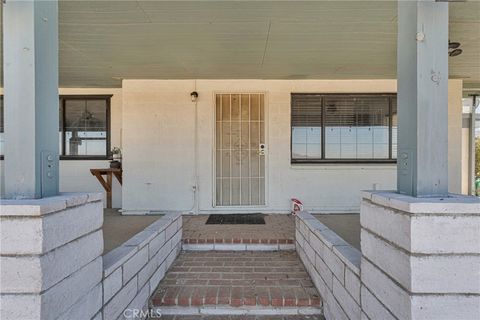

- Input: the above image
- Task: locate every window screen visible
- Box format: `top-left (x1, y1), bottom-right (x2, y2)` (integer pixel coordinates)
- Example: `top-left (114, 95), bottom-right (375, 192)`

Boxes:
top-left (291, 94), bottom-right (397, 163)
top-left (392, 98), bottom-right (398, 159)
top-left (291, 94), bottom-right (322, 159)
top-left (0, 97), bottom-right (4, 157)
top-left (0, 96), bottom-right (111, 159)
top-left (324, 96), bottom-right (390, 159)
top-left (62, 98), bottom-right (109, 157)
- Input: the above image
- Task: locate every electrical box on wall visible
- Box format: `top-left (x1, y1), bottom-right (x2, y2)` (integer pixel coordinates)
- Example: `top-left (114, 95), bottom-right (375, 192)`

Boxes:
top-left (398, 148), bottom-right (414, 196)
top-left (41, 150), bottom-right (59, 197)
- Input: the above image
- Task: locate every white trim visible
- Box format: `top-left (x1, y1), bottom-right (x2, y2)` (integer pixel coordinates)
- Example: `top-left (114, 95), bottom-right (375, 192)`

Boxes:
top-left (290, 164), bottom-right (396, 170)
top-left (182, 243), bottom-right (295, 251)
top-left (154, 306), bottom-right (322, 316)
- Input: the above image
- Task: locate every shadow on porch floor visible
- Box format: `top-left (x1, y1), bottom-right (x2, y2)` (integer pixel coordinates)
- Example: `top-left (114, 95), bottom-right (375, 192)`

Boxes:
top-left (313, 214), bottom-right (360, 250)
top-left (103, 208), bottom-right (162, 254)
top-left (102, 210), bottom-right (360, 253)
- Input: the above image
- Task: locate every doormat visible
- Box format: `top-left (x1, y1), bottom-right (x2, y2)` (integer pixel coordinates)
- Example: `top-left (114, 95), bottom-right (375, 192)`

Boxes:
top-left (206, 214), bottom-right (266, 225)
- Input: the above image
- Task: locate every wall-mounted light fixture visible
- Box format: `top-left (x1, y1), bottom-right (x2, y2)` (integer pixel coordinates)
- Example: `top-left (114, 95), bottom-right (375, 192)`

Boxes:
top-left (190, 91), bottom-right (198, 102)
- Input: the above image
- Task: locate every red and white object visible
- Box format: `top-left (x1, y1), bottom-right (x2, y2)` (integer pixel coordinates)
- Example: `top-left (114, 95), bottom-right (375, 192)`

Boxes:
top-left (291, 198), bottom-right (303, 215)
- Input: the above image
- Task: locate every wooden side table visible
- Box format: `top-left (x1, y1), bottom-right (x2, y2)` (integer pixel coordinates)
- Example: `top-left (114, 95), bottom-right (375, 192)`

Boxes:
top-left (90, 168), bottom-right (122, 208)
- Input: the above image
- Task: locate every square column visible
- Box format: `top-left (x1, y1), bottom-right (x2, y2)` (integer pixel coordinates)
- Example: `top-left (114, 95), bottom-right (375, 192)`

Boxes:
top-left (3, 0), bottom-right (59, 198)
top-left (397, 0), bottom-right (449, 197)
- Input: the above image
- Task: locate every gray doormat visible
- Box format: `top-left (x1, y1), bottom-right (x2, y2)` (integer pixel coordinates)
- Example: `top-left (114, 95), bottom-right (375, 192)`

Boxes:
top-left (206, 214), bottom-right (266, 225)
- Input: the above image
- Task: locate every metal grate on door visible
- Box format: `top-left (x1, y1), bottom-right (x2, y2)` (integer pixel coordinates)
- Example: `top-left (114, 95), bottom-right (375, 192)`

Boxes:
top-left (215, 93), bottom-right (265, 206)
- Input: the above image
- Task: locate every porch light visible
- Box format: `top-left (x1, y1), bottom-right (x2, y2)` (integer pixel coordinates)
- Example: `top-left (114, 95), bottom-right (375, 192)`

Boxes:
top-left (190, 91), bottom-right (198, 102)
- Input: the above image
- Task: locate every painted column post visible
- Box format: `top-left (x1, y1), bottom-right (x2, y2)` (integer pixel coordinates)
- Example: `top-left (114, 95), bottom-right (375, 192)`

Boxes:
top-left (3, 0), bottom-right (59, 199)
top-left (359, 3), bottom-right (479, 319)
top-left (397, 0), bottom-right (449, 197)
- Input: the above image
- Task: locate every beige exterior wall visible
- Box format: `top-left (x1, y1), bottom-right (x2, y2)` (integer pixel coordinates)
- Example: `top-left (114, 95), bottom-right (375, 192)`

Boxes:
top-left (121, 79), bottom-right (464, 213)
top-left (462, 127), bottom-right (471, 194)
top-left (0, 80), bottom-right (465, 211)
top-left (448, 80), bottom-right (464, 194)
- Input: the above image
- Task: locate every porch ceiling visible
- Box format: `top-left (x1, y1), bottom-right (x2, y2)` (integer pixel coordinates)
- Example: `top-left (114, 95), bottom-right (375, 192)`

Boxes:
top-left (1, 1), bottom-right (479, 88)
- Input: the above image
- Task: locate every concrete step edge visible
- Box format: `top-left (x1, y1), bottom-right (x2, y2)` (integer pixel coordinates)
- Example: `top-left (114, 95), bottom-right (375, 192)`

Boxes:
top-left (152, 306), bottom-right (323, 316)
top-left (182, 243), bottom-right (296, 251)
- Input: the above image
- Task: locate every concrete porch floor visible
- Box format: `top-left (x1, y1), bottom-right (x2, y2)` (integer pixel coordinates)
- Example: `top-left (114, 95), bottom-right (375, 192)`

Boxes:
top-left (102, 211), bottom-right (360, 253)
top-left (182, 214), bottom-right (295, 245)
top-left (103, 208), bottom-right (162, 253)
top-left (183, 213), bottom-right (360, 250)
top-left (313, 214), bottom-right (360, 250)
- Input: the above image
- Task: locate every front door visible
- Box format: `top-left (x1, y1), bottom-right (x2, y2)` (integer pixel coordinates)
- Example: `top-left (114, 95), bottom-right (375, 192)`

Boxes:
top-left (215, 93), bottom-right (265, 206)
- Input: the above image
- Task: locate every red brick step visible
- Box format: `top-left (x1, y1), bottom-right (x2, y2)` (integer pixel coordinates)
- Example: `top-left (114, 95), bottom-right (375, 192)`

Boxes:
top-left (151, 251), bottom-right (322, 315)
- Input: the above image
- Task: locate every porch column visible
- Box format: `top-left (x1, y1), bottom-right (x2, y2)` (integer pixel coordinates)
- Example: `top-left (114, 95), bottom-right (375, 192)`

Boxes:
top-left (359, 2), bottom-right (480, 319)
top-left (397, 0), bottom-right (449, 197)
top-left (3, 0), bottom-right (59, 198)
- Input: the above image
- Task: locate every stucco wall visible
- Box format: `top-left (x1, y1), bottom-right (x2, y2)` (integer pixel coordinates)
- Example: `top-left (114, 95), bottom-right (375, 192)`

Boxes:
top-left (121, 79), bottom-right (464, 213)
top-left (462, 126), bottom-right (471, 194)
top-left (448, 80), bottom-right (464, 194)
top-left (0, 88), bottom-right (123, 208)
top-left (0, 80), bottom-right (464, 211)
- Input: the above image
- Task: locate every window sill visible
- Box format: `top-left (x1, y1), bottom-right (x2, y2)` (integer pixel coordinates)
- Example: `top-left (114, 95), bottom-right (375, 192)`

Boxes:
top-left (290, 162), bottom-right (397, 171)
top-left (291, 160), bottom-right (397, 165)
top-left (0, 156), bottom-right (111, 161)
top-left (60, 156), bottom-right (111, 161)
top-left (290, 160), bottom-right (397, 170)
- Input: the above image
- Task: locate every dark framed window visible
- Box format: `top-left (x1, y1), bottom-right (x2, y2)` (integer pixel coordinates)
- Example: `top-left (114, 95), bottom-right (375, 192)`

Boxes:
top-left (60, 95), bottom-right (111, 160)
top-left (0, 95), bottom-right (111, 160)
top-left (291, 93), bottom-right (397, 163)
top-left (0, 96), bottom-right (4, 159)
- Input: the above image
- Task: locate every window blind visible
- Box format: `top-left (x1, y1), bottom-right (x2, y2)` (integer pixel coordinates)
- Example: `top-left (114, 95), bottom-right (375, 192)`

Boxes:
top-left (291, 94), bottom-right (323, 127)
top-left (291, 93), bottom-right (397, 162)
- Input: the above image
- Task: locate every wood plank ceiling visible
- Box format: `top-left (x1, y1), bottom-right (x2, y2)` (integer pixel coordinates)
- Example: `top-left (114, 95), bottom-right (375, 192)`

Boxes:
top-left (0, 1), bottom-right (479, 88)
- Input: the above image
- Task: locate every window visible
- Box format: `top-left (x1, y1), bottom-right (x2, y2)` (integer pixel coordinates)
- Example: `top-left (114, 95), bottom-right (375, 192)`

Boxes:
top-left (291, 94), bottom-right (397, 163)
top-left (0, 95), bottom-right (111, 160)
top-left (0, 97), bottom-right (4, 158)
top-left (60, 96), bottom-right (111, 159)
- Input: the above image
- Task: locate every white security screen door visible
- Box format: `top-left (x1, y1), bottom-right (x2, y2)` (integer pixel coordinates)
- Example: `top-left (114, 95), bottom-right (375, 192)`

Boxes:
top-left (215, 93), bottom-right (265, 206)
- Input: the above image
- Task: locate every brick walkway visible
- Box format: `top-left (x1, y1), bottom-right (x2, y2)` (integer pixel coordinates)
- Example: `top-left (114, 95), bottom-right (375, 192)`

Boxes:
top-left (151, 251), bottom-right (321, 314)
top-left (182, 215), bottom-right (295, 245)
